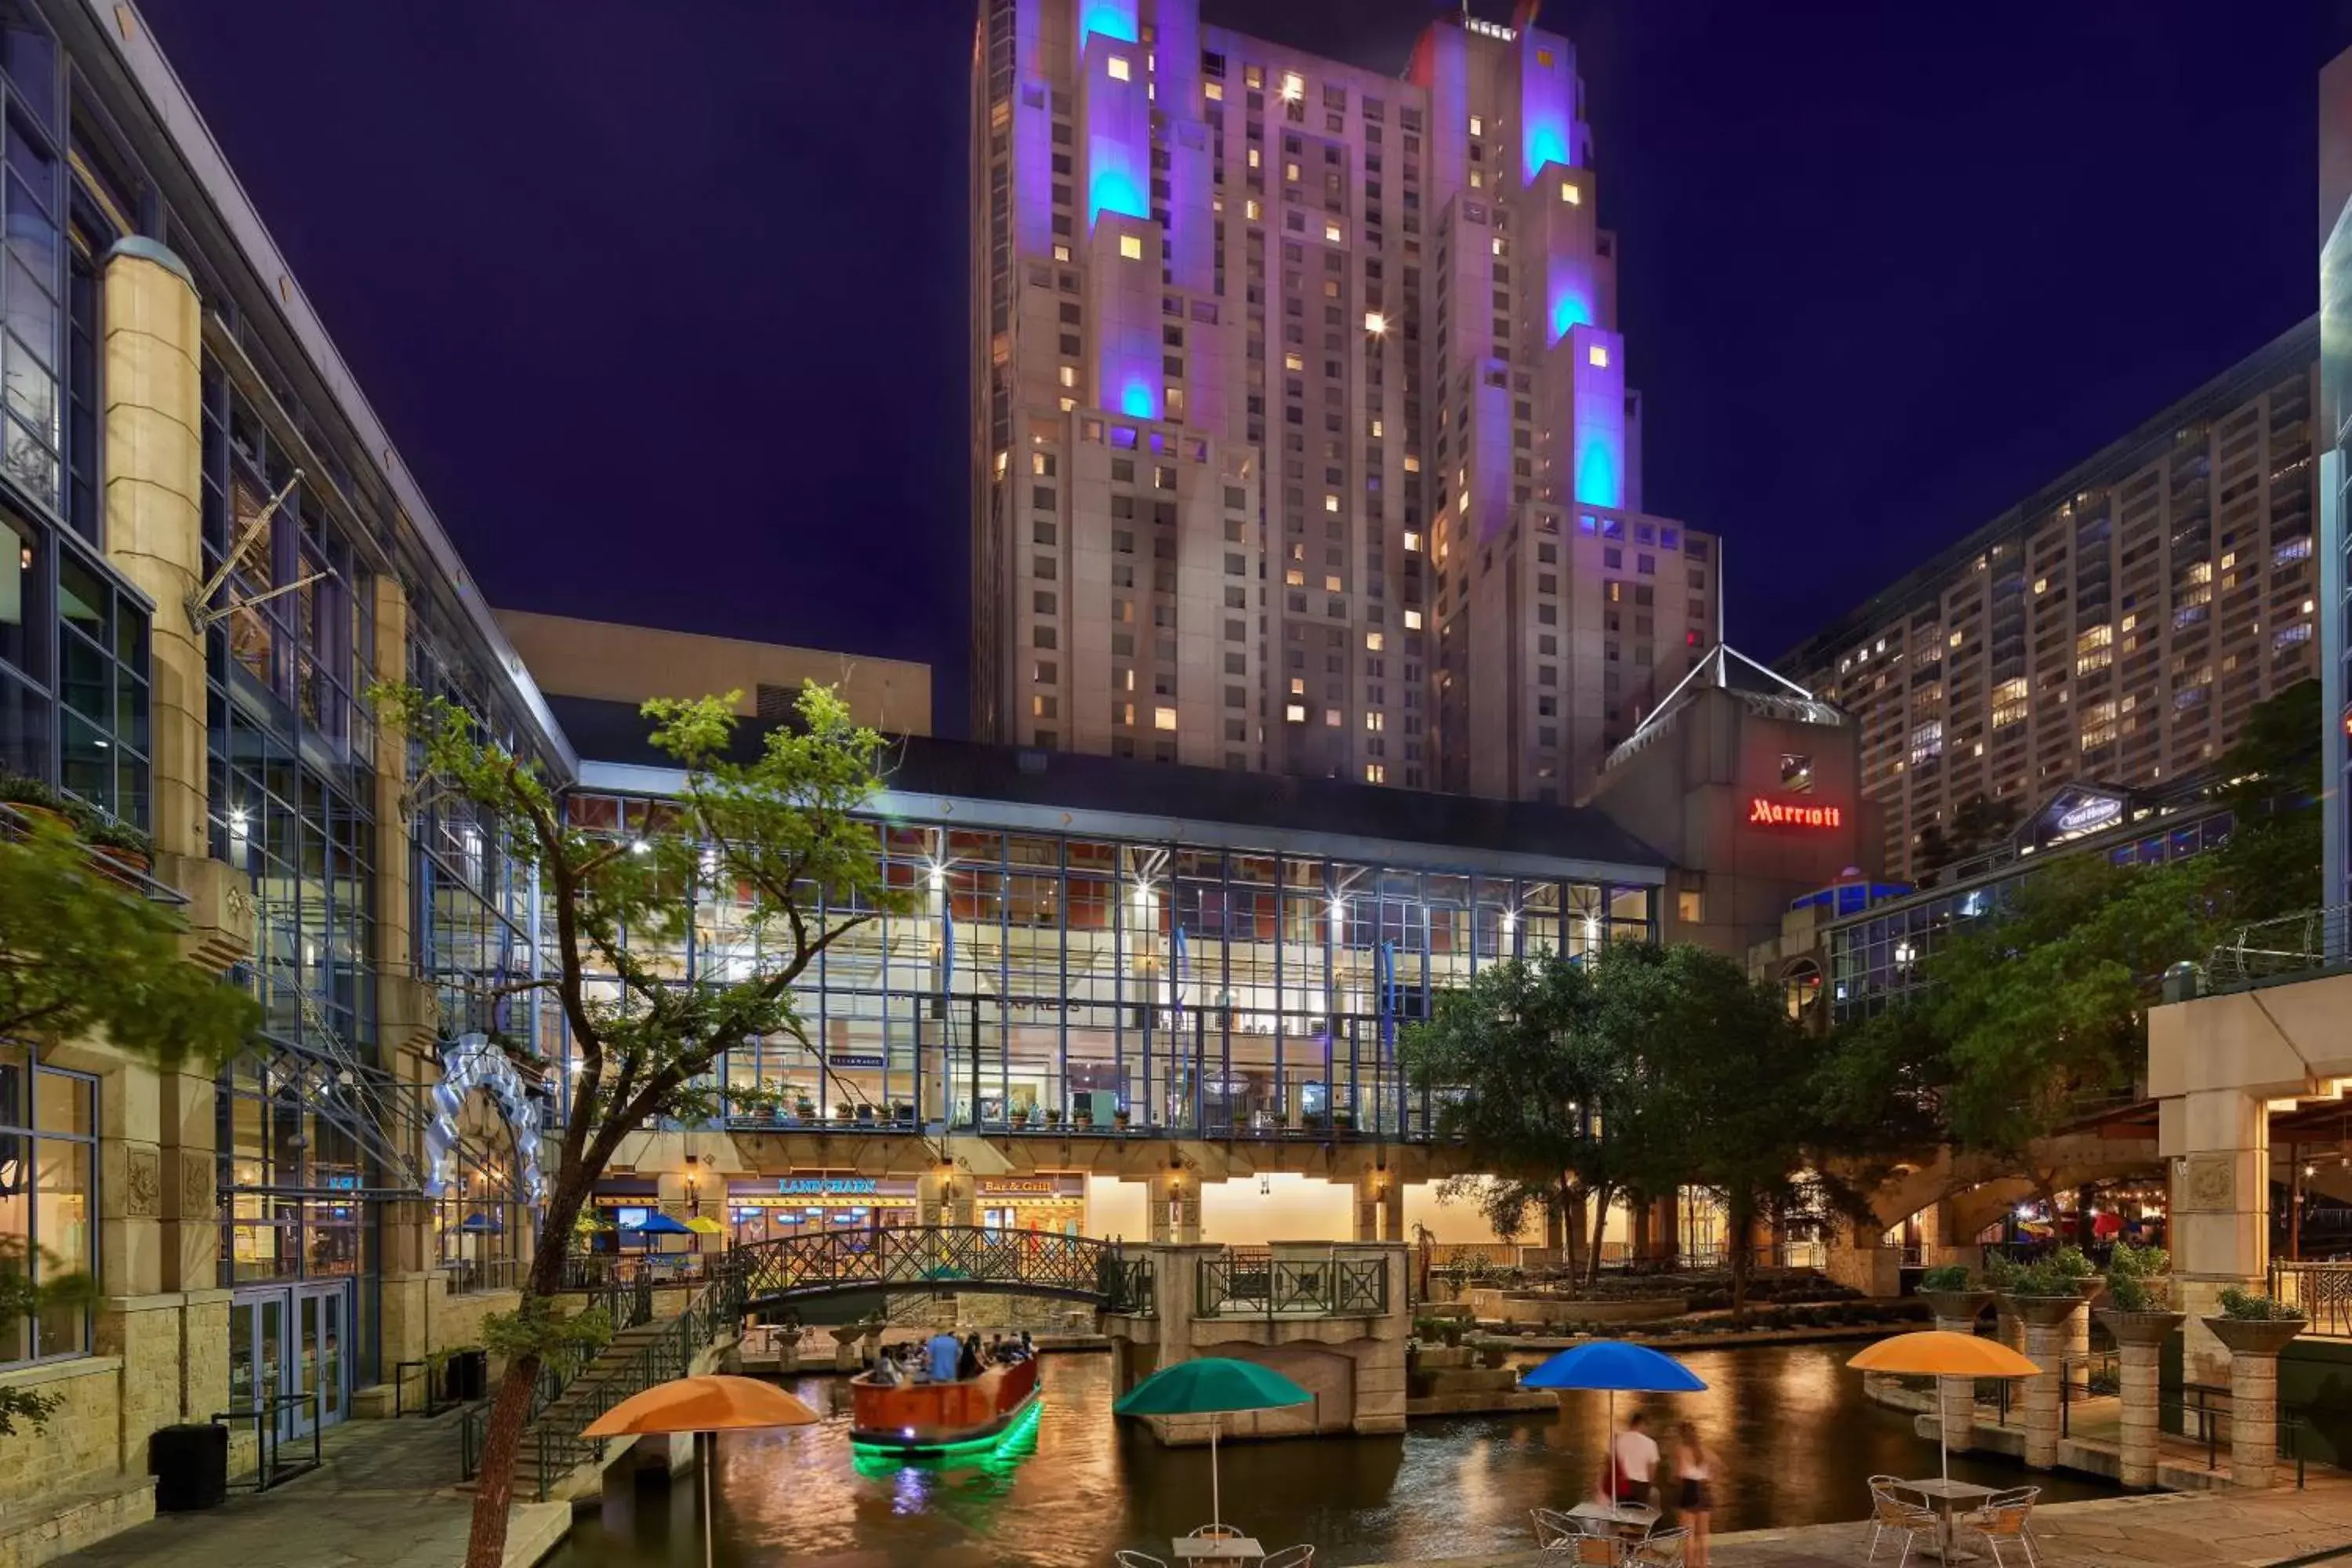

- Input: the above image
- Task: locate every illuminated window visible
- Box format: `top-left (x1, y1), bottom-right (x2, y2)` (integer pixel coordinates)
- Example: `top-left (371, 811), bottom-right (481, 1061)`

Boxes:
top-left (1559, 180), bottom-right (1581, 205)
top-left (1403, 531), bottom-right (1422, 552)
top-left (1947, 630), bottom-right (1962, 648)
top-left (1058, 397), bottom-right (1076, 412)
top-left (1119, 234), bottom-right (1143, 260)
top-left (1364, 311), bottom-right (1386, 335)
top-left (1365, 763), bottom-right (1386, 783)
top-left (1285, 162), bottom-right (1300, 182)
top-left (1468, 114), bottom-right (1484, 137)
top-left (1323, 494), bottom-right (1340, 514)
top-left (1403, 454), bottom-right (1421, 473)
top-left (1289, 677), bottom-right (1305, 695)
top-left (1366, 632), bottom-right (1385, 652)
top-left (1283, 351), bottom-right (1304, 371)
top-left (1492, 236), bottom-right (1504, 257)
top-left (1285, 568), bottom-right (1305, 586)
top-left (1366, 711), bottom-right (1385, 731)
top-left (1324, 222), bottom-right (1342, 243)
top-left (1403, 608), bottom-right (1422, 630)
top-left (1468, 170), bottom-right (1483, 189)
top-left (1280, 71), bottom-right (1304, 101)
top-left (1325, 709), bottom-right (1342, 727)
top-left (1588, 344), bottom-right (1609, 368)
top-left (1245, 199), bottom-right (1261, 220)
top-left (1153, 706), bottom-right (1178, 731)
top-left (1107, 55), bottom-right (1131, 81)
top-left (1245, 64), bottom-right (1263, 89)
top-left (1058, 365), bottom-right (1076, 387)
top-left (1206, 81), bottom-right (1223, 101)
top-left (1324, 574), bottom-right (1342, 592)
top-left (1248, 147), bottom-right (1261, 169)
top-left (1537, 48), bottom-right (1555, 67)
top-left (1285, 702), bottom-right (1307, 723)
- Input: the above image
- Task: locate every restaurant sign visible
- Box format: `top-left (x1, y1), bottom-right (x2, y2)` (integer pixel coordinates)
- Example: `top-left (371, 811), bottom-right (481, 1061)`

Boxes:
top-left (779, 1176), bottom-right (879, 1197)
top-left (1748, 797), bottom-right (1842, 829)
top-left (974, 1176), bottom-right (1082, 1199)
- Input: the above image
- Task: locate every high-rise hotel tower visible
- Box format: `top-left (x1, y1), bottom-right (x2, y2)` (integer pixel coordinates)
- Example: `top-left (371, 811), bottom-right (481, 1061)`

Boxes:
top-left (969, 0), bottom-right (1715, 801)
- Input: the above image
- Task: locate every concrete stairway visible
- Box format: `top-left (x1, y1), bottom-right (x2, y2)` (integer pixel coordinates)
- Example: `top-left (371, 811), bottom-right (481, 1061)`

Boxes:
top-left (505, 1319), bottom-right (679, 1501)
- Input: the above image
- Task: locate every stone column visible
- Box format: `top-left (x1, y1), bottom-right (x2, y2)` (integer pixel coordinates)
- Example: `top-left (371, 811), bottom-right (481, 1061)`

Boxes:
top-left (2161, 1087), bottom-right (2270, 1385)
top-left (919, 1167), bottom-right (975, 1229)
top-left (2014, 1298), bottom-right (2080, 1470)
top-left (2100, 1312), bottom-right (2180, 1490)
top-left (1924, 1295), bottom-right (1991, 1460)
top-left (2208, 1319), bottom-right (2301, 1490)
top-left (1148, 1168), bottom-right (1200, 1243)
top-left (1352, 1169), bottom-right (1401, 1242)
top-left (100, 238), bottom-right (205, 862)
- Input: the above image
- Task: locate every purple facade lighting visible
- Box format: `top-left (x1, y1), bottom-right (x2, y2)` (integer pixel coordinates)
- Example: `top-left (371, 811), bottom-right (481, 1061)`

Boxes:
top-left (1076, 0), bottom-right (1136, 49)
top-left (1569, 325), bottom-right (1626, 509)
top-left (1517, 29), bottom-right (1576, 184)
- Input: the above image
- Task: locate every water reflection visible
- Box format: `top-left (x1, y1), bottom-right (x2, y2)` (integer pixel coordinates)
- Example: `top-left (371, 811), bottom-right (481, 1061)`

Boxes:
top-left (551, 1346), bottom-right (2113, 1567)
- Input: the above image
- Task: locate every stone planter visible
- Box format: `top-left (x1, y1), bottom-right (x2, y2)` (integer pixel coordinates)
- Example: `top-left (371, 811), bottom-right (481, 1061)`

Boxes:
top-left (1921, 1289), bottom-right (1994, 1323)
top-left (2093, 1309), bottom-right (2183, 1347)
top-left (2201, 1316), bottom-right (2305, 1356)
top-left (2069, 1276), bottom-right (2107, 1307)
top-left (2001, 1294), bottom-right (2085, 1328)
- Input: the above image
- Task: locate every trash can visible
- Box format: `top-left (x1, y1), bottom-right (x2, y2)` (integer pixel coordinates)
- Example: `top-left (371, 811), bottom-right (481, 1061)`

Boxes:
top-left (150, 1422), bottom-right (228, 1512)
top-left (445, 1348), bottom-right (488, 1403)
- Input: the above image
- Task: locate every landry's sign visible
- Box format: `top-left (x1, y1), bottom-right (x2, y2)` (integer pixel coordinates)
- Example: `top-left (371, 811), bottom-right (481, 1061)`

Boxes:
top-left (778, 1176), bottom-right (879, 1197)
top-left (1748, 797), bottom-right (1842, 829)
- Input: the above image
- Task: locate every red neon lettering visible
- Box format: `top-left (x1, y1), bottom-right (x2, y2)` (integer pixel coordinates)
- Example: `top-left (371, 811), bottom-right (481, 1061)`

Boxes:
top-left (1748, 797), bottom-right (1839, 829)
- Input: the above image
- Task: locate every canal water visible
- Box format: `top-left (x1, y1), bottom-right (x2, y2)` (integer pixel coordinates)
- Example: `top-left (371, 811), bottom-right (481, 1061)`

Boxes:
top-left (550, 1345), bottom-right (2115, 1566)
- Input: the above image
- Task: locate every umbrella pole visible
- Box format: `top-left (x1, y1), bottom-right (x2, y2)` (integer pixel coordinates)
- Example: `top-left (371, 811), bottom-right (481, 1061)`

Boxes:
top-left (1937, 1379), bottom-right (1949, 1484)
top-left (702, 1432), bottom-right (715, 1568)
top-left (1210, 1413), bottom-right (1221, 1530)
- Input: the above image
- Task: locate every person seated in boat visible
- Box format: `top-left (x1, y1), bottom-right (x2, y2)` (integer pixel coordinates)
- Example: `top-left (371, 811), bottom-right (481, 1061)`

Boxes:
top-left (925, 1327), bottom-right (962, 1384)
top-left (869, 1345), bottom-right (903, 1386)
top-left (1019, 1330), bottom-right (1036, 1360)
top-left (957, 1331), bottom-right (983, 1381)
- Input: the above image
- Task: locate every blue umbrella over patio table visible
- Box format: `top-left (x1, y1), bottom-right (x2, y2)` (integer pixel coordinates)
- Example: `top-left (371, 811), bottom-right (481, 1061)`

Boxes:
top-left (1521, 1340), bottom-right (1707, 1465)
top-left (625, 1211), bottom-right (693, 1247)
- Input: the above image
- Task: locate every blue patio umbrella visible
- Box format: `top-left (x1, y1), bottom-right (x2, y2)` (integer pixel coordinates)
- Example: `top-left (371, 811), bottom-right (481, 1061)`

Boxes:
top-left (456, 1212), bottom-right (503, 1233)
top-left (625, 1210), bottom-right (693, 1249)
top-left (1521, 1341), bottom-right (1707, 1467)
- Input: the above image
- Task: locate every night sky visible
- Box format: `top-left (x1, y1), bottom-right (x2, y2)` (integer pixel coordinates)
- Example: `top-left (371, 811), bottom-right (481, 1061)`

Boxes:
top-left (136, 1), bottom-right (2352, 737)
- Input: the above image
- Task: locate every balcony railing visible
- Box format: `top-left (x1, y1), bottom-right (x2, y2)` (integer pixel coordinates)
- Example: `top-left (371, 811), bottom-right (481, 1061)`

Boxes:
top-left (2207, 906), bottom-right (2352, 989)
top-left (1098, 1254), bottom-right (1156, 1316)
top-left (2270, 1258), bottom-right (2352, 1338)
top-left (1196, 1248), bottom-right (1389, 1319)
top-left (442, 1256), bottom-right (522, 1296)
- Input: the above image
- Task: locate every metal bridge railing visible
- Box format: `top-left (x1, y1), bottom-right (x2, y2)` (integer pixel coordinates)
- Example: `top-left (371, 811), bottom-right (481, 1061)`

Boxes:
top-left (1196, 1249), bottom-right (1389, 1319)
top-left (732, 1225), bottom-right (1116, 1303)
top-left (2270, 1258), bottom-right (2352, 1339)
top-left (2207, 905), bottom-right (2352, 988)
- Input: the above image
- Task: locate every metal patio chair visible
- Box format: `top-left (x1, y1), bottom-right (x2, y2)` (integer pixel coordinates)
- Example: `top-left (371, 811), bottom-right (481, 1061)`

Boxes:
top-left (1866, 1476), bottom-right (1939, 1568)
top-left (1956, 1486), bottom-right (2041, 1568)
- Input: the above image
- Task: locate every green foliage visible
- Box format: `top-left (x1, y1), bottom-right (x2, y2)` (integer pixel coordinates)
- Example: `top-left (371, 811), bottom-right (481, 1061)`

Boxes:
top-left (0, 818), bottom-right (260, 1065)
top-left (1984, 1252), bottom-right (2019, 1289)
top-left (2104, 1273), bottom-right (2157, 1312)
top-left (78, 814), bottom-right (153, 855)
top-left (1998, 1258), bottom-right (2081, 1298)
top-left (2107, 1241), bottom-right (2171, 1279)
top-left (0, 773), bottom-right (64, 811)
top-left (1918, 1265), bottom-right (1973, 1292)
top-left (2217, 1287), bottom-right (2303, 1323)
top-left (0, 1236), bottom-right (96, 1435)
top-left (481, 1298), bottom-right (612, 1363)
top-left (2048, 1244), bottom-right (2096, 1280)
top-left (2207, 678), bottom-right (2323, 924)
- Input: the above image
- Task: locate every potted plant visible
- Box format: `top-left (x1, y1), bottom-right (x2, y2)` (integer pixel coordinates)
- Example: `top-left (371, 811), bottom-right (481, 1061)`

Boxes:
top-left (1992, 1256), bottom-right (2086, 1327)
top-left (1011, 1105), bottom-right (1030, 1129)
top-left (1269, 1110), bottom-right (1289, 1132)
top-left (1918, 1264), bottom-right (1994, 1324)
top-left (1044, 1107), bottom-right (1063, 1129)
top-left (84, 816), bottom-right (155, 882)
top-left (2049, 1243), bottom-right (2104, 1306)
top-left (1113, 1106), bottom-right (1131, 1131)
top-left (854, 1102), bottom-right (876, 1125)
top-left (0, 774), bottom-right (72, 834)
top-left (793, 1093), bottom-right (816, 1121)
top-left (1333, 1109), bottom-right (1357, 1134)
top-left (2202, 1287), bottom-right (2307, 1355)
top-left (2092, 1241), bottom-right (2181, 1344)
top-left (834, 1102), bottom-right (855, 1125)
top-left (1074, 1104), bottom-right (1094, 1131)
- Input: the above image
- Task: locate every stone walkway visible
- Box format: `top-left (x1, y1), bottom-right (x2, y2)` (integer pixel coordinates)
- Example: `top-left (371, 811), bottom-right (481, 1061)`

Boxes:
top-left (1361, 1477), bottom-right (2352, 1566)
top-left (49, 1415), bottom-right (569, 1568)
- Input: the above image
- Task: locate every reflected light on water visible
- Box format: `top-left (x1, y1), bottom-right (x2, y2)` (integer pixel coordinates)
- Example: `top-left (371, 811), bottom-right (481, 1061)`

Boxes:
top-left (550, 1345), bottom-right (2115, 1568)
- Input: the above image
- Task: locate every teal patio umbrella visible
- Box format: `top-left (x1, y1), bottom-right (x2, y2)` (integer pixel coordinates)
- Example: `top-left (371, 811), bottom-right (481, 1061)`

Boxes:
top-left (1115, 1356), bottom-right (1310, 1534)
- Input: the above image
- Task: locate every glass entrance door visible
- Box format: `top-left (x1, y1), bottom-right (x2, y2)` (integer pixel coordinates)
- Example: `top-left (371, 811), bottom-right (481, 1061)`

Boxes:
top-left (228, 1293), bottom-right (285, 1428)
top-left (291, 1283), bottom-right (347, 1436)
top-left (234, 1283), bottom-right (349, 1441)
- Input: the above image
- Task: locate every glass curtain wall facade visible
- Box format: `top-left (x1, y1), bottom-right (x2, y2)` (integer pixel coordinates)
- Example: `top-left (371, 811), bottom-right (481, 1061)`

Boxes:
top-left (559, 792), bottom-right (1654, 1139)
top-left (1827, 806), bottom-right (2234, 1020)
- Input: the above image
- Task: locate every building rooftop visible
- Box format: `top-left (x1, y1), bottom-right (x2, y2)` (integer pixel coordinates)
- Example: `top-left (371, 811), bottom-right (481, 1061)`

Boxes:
top-left (1778, 315), bottom-right (2318, 678)
top-left (550, 695), bottom-right (1670, 873)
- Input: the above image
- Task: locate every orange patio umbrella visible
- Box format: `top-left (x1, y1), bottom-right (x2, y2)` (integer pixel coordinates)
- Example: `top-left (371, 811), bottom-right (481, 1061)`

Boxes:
top-left (586, 1375), bottom-right (819, 1567)
top-left (1849, 1330), bottom-right (2039, 1483)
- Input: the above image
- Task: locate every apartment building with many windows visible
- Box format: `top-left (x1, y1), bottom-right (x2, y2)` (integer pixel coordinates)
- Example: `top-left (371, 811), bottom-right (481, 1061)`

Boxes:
top-left (968, 0), bottom-right (1715, 803)
top-left (1784, 321), bottom-right (2320, 881)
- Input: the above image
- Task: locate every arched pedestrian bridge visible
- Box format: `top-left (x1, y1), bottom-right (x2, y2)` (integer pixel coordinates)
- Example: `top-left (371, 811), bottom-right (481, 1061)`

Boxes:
top-left (731, 1225), bottom-right (1152, 1312)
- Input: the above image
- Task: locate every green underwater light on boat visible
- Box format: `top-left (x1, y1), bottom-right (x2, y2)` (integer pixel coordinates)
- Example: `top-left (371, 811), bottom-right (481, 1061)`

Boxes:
top-left (850, 1388), bottom-right (1044, 1463)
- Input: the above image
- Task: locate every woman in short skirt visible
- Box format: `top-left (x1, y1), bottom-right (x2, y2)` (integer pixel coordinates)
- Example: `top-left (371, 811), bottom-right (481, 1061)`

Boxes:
top-left (1674, 1421), bottom-right (1713, 1568)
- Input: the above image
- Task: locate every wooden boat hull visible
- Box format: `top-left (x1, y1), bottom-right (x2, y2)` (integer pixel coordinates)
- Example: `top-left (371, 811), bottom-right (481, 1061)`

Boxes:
top-left (849, 1358), bottom-right (1040, 1454)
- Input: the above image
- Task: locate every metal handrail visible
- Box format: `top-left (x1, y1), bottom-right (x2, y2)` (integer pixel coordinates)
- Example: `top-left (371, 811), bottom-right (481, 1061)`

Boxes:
top-left (732, 1225), bottom-right (1116, 1305)
top-left (456, 1273), bottom-right (656, 1483)
top-left (2269, 1259), bottom-right (2352, 1338)
top-left (1099, 1254), bottom-right (1156, 1316)
top-left (525, 1268), bottom-right (750, 1498)
top-left (1196, 1250), bottom-right (1388, 1319)
top-left (212, 1392), bottom-right (322, 1492)
top-left (2208, 904), bottom-right (2352, 985)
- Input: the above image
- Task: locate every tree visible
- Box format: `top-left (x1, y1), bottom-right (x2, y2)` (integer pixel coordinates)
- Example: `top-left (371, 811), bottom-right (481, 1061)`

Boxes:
top-left (1399, 953), bottom-right (1608, 1279)
top-left (0, 818), bottom-right (260, 1432)
top-left (374, 681), bottom-right (907, 1568)
top-left (1917, 853), bottom-right (2212, 1209)
top-left (2207, 677), bottom-right (2322, 924)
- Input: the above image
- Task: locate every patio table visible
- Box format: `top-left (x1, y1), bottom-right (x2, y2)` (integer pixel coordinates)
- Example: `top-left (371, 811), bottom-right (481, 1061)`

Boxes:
top-left (1172, 1535), bottom-right (1263, 1561)
top-left (1899, 1477), bottom-right (1994, 1562)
